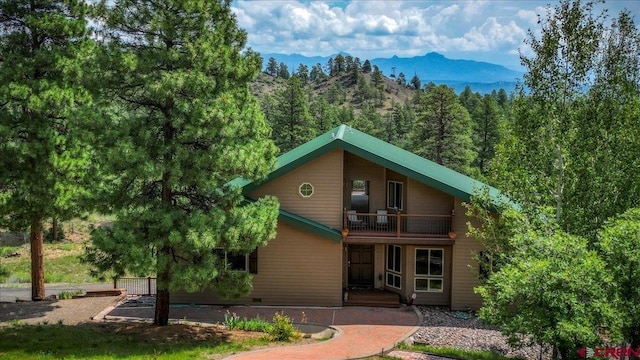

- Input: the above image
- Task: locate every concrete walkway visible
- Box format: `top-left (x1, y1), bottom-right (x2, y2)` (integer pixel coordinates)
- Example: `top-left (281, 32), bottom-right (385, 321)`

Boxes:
top-left (107, 305), bottom-right (421, 359)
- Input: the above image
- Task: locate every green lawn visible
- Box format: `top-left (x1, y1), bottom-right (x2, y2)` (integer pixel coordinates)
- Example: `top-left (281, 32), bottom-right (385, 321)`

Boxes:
top-left (0, 322), bottom-right (269, 359)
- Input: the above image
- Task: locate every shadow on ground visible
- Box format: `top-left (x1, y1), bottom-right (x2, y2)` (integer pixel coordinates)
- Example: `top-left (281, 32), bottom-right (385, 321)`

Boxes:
top-left (0, 322), bottom-right (255, 359)
top-left (0, 301), bottom-right (60, 323)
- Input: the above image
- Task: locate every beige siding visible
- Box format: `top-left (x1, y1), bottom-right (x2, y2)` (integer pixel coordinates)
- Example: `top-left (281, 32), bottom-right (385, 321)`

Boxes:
top-left (172, 222), bottom-right (343, 306)
top-left (450, 199), bottom-right (484, 310)
top-left (343, 153), bottom-right (385, 212)
top-left (406, 179), bottom-right (454, 215)
top-left (249, 149), bottom-right (344, 229)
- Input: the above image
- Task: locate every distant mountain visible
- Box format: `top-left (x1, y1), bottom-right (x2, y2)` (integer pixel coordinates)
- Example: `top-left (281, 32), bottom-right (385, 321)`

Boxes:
top-left (260, 52), bottom-right (523, 94)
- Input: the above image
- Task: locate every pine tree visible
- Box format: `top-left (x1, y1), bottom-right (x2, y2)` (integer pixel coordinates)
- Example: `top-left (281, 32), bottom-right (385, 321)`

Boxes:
top-left (277, 62), bottom-right (290, 79)
top-left (409, 85), bottom-right (476, 174)
top-left (410, 74), bottom-right (421, 90)
top-left (0, 0), bottom-right (96, 300)
top-left (472, 95), bottom-right (502, 175)
top-left (362, 59), bottom-right (372, 73)
top-left (84, 0), bottom-right (279, 326)
top-left (296, 63), bottom-right (309, 84)
top-left (271, 76), bottom-right (316, 152)
top-left (266, 57), bottom-right (278, 76)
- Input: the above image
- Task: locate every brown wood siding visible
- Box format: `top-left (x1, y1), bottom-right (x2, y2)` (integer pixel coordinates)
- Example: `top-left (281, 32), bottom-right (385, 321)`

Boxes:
top-left (450, 199), bottom-right (483, 310)
top-left (249, 149), bottom-right (344, 229)
top-left (172, 222), bottom-right (343, 306)
top-left (343, 152), bottom-right (385, 212)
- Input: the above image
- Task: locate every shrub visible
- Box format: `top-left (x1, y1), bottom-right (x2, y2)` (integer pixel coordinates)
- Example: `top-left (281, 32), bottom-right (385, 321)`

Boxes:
top-left (224, 311), bottom-right (273, 333)
top-left (44, 225), bottom-right (65, 243)
top-left (58, 290), bottom-right (82, 299)
top-left (268, 312), bottom-right (300, 342)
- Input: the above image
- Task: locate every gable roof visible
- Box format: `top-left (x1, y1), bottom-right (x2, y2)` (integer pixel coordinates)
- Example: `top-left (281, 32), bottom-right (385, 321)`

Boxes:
top-left (234, 124), bottom-right (504, 205)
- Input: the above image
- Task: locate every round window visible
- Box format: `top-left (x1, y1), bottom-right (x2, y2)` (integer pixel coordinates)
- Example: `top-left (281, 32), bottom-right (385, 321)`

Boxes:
top-left (299, 183), bottom-right (314, 197)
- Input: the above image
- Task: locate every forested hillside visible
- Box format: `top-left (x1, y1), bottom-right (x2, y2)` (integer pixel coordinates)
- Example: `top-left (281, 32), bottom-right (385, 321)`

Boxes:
top-left (252, 55), bottom-right (509, 179)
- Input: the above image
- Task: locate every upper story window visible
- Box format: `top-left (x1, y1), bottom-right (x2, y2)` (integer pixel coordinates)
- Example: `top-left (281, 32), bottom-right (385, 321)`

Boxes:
top-left (387, 181), bottom-right (403, 210)
top-left (299, 183), bottom-right (314, 197)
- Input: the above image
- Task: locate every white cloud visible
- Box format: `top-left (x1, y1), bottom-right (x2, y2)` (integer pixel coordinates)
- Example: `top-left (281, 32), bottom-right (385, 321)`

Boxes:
top-left (231, 0), bottom-right (638, 69)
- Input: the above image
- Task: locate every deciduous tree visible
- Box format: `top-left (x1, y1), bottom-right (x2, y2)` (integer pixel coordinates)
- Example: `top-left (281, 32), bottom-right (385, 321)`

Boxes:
top-left (476, 230), bottom-right (620, 360)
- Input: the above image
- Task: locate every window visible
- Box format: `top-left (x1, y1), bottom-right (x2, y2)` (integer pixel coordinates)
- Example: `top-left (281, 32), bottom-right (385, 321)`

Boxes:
top-left (414, 248), bottom-right (444, 292)
top-left (213, 249), bottom-right (258, 274)
top-left (298, 183), bottom-right (314, 197)
top-left (386, 245), bottom-right (402, 289)
top-left (387, 181), bottom-right (403, 210)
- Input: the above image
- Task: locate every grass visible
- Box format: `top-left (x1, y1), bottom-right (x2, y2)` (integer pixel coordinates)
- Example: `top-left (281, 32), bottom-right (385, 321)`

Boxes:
top-left (0, 322), bottom-right (269, 360)
top-left (58, 289), bottom-right (83, 299)
top-left (398, 343), bottom-right (524, 360)
top-left (2, 243), bottom-right (99, 283)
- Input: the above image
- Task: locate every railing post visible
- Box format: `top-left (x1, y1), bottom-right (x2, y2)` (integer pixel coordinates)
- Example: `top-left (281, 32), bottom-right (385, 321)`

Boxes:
top-left (147, 276), bottom-right (152, 296)
top-left (343, 209), bottom-right (347, 230)
top-left (396, 212), bottom-right (401, 238)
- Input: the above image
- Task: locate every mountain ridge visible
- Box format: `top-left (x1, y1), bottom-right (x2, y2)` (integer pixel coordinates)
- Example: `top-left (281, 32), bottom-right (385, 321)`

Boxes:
top-left (261, 51), bottom-right (523, 94)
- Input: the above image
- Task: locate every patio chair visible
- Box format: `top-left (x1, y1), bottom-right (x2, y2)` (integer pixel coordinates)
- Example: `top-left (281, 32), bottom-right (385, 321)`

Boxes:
top-left (347, 210), bottom-right (364, 230)
top-left (376, 209), bottom-right (388, 230)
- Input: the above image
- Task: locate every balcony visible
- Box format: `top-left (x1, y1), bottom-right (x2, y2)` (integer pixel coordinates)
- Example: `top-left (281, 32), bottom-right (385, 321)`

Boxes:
top-left (343, 211), bottom-right (453, 239)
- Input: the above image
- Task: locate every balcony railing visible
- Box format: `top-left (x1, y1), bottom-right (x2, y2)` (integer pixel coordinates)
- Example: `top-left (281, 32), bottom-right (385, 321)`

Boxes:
top-left (343, 211), bottom-right (453, 238)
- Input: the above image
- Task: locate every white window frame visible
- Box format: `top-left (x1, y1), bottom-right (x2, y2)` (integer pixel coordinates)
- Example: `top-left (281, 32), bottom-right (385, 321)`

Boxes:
top-left (387, 181), bottom-right (403, 210)
top-left (298, 183), bottom-right (314, 198)
top-left (386, 245), bottom-right (402, 289)
top-left (414, 248), bottom-right (444, 293)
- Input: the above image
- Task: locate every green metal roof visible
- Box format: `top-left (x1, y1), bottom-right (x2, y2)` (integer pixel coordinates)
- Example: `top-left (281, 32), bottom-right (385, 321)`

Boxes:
top-left (235, 124), bottom-right (507, 243)
top-left (278, 208), bottom-right (342, 243)
top-left (238, 124), bottom-right (504, 204)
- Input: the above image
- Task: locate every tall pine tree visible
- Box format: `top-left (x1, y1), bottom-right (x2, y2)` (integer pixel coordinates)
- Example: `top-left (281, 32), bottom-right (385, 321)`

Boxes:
top-left (84, 0), bottom-right (279, 326)
top-left (409, 85), bottom-right (476, 174)
top-left (270, 76), bottom-right (315, 152)
top-left (0, 0), bottom-right (96, 300)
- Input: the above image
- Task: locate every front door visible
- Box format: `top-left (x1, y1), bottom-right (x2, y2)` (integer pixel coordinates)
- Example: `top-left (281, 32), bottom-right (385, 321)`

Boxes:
top-left (348, 245), bottom-right (374, 288)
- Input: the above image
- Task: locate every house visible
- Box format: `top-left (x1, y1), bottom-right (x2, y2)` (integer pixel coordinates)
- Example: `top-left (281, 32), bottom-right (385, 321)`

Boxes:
top-left (172, 124), bottom-right (503, 310)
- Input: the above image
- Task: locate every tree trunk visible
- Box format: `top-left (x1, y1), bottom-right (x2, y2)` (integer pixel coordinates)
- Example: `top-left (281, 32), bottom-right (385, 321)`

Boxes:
top-left (154, 251), bottom-right (170, 326)
top-left (52, 218), bottom-right (58, 242)
top-left (30, 217), bottom-right (45, 301)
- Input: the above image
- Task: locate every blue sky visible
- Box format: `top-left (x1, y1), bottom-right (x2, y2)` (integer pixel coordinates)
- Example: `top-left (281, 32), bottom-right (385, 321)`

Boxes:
top-left (232, 0), bottom-right (639, 70)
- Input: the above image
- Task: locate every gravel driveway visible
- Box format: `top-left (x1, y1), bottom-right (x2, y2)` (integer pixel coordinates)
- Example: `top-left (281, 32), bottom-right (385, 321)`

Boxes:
top-left (0, 296), bottom-right (120, 326)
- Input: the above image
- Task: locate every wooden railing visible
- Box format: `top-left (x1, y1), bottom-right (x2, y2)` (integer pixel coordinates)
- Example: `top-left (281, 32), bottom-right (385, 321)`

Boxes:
top-left (343, 211), bottom-right (453, 238)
